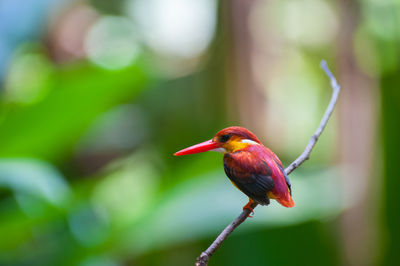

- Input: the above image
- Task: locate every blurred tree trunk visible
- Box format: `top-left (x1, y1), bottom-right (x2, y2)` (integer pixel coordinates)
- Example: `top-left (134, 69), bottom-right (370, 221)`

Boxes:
top-left (223, 0), bottom-right (267, 136)
top-left (337, 0), bottom-right (379, 265)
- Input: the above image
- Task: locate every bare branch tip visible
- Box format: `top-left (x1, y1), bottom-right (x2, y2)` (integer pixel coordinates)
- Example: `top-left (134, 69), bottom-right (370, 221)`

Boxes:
top-left (320, 60), bottom-right (333, 77)
top-left (320, 60), bottom-right (340, 91)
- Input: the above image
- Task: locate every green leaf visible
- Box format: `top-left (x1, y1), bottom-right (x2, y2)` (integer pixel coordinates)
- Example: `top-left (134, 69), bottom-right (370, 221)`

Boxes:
top-left (0, 63), bottom-right (148, 161)
top-left (0, 158), bottom-right (70, 206)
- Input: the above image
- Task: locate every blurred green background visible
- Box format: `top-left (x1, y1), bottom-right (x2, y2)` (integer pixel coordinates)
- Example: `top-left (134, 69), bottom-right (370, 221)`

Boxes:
top-left (0, 0), bottom-right (398, 265)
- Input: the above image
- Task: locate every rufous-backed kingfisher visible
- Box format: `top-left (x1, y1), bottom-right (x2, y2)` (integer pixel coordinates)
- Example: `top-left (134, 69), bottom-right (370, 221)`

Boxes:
top-left (174, 126), bottom-right (294, 214)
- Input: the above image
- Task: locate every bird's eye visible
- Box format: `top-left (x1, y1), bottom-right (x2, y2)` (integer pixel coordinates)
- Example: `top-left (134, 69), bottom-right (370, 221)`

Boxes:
top-left (220, 134), bottom-right (230, 143)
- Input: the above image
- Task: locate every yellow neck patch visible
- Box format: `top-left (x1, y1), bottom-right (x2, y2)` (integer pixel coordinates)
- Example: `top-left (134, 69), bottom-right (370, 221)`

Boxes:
top-left (221, 137), bottom-right (255, 153)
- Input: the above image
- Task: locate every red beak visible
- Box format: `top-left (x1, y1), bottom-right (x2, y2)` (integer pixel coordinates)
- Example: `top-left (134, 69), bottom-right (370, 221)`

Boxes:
top-left (174, 139), bottom-right (220, 156)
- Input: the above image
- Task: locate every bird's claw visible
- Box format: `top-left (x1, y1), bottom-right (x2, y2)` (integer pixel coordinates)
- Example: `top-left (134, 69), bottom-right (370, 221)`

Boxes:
top-left (247, 210), bottom-right (255, 218)
top-left (242, 203), bottom-right (255, 218)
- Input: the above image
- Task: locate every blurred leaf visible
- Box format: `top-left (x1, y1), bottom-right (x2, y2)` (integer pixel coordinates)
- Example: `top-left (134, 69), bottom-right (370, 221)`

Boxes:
top-left (4, 48), bottom-right (54, 104)
top-left (68, 203), bottom-right (110, 247)
top-left (0, 62), bottom-right (148, 161)
top-left (0, 158), bottom-right (70, 206)
top-left (91, 152), bottom-right (160, 227)
top-left (79, 255), bottom-right (120, 266)
top-left (0, 159), bottom-right (70, 258)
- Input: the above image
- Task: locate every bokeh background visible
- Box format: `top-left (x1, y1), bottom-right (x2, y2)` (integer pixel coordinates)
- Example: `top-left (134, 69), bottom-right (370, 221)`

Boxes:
top-left (0, 0), bottom-right (398, 265)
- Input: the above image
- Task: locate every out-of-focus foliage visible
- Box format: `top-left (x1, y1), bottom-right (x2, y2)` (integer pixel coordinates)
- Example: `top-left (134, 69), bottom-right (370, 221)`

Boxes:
top-left (0, 0), bottom-right (397, 265)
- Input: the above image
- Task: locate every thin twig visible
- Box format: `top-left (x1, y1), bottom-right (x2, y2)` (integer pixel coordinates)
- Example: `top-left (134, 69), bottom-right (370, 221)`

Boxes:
top-left (195, 60), bottom-right (341, 266)
top-left (285, 60), bottom-right (341, 175)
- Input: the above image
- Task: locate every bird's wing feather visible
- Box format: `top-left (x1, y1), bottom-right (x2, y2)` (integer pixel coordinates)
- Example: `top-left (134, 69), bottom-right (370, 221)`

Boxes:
top-left (223, 151), bottom-right (275, 205)
top-left (274, 159), bottom-right (292, 195)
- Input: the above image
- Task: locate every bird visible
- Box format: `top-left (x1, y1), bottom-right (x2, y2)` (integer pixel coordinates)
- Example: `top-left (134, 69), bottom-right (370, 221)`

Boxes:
top-left (174, 126), bottom-right (294, 214)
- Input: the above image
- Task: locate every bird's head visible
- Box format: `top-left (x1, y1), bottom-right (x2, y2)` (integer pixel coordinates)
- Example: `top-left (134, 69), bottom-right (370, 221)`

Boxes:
top-left (174, 126), bottom-right (261, 156)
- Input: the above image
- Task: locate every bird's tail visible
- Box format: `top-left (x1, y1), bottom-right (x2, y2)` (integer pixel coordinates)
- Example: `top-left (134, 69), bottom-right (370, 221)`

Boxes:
top-left (276, 196), bottom-right (295, 208)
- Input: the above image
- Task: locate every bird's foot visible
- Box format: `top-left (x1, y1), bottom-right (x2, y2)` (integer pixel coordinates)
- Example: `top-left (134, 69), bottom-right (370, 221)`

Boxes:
top-left (242, 201), bottom-right (255, 218)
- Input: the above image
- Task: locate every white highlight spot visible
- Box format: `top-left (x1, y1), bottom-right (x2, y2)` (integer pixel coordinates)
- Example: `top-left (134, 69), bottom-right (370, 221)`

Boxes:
top-left (129, 0), bottom-right (217, 58)
top-left (85, 16), bottom-right (140, 70)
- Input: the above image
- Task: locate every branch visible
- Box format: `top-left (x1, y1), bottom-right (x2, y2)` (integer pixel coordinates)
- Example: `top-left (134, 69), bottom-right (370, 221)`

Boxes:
top-left (285, 60), bottom-right (341, 175)
top-left (195, 60), bottom-right (341, 266)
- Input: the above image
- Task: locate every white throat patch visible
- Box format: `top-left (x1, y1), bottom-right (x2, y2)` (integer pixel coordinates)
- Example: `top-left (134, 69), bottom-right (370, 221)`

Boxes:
top-left (211, 148), bottom-right (227, 153)
top-left (241, 139), bottom-right (259, 145)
